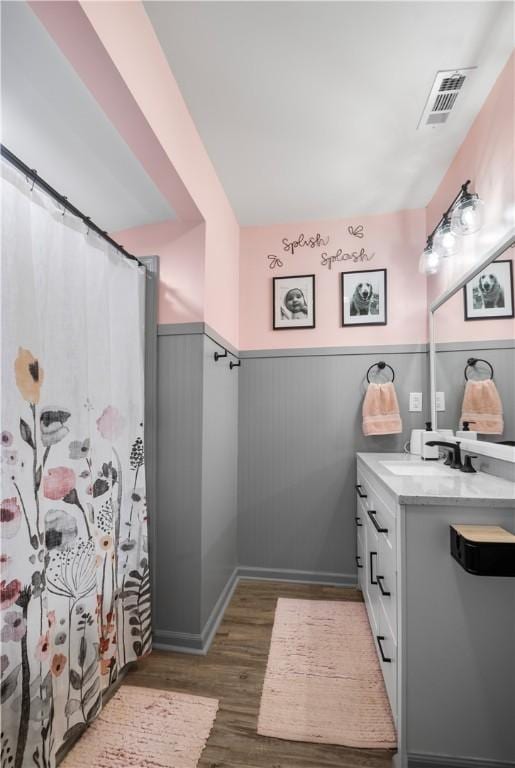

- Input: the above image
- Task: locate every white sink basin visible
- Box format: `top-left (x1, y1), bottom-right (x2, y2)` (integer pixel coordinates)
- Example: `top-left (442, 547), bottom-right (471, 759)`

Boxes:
top-left (380, 461), bottom-right (455, 477)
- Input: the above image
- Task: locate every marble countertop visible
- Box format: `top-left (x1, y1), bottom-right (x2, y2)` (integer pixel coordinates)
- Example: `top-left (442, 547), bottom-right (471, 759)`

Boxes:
top-left (357, 452), bottom-right (515, 508)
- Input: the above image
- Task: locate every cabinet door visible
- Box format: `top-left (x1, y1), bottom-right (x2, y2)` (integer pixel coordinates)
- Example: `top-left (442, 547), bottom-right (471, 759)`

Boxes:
top-left (376, 602), bottom-right (397, 725)
top-left (377, 529), bottom-right (397, 640)
top-left (364, 521), bottom-right (380, 635)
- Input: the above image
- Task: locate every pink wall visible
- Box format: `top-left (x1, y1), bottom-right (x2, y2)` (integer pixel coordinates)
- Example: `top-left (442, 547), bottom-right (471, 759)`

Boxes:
top-left (240, 209), bottom-right (426, 350)
top-left (427, 51), bottom-right (514, 306)
top-left (79, 1), bottom-right (240, 347)
top-left (33, 3), bottom-right (512, 351)
top-left (204, 216), bottom-right (240, 342)
top-left (33, 1), bottom-right (240, 347)
top-left (113, 221), bottom-right (205, 326)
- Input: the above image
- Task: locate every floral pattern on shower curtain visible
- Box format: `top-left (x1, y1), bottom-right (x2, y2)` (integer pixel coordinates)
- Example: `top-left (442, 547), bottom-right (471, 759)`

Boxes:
top-left (0, 162), bottom-right (150, 767)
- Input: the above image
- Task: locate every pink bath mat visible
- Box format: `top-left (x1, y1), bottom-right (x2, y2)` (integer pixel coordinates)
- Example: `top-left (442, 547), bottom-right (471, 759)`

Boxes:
top-left (257, 598), bottom-right (397, 750)
top-left (62, 685), bottom-right (218, 767)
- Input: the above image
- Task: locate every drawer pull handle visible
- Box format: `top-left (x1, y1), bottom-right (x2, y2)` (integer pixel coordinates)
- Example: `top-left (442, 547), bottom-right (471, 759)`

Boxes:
top-left (367, 509), bottom-right (388, 534)
top-left (356, 555), bottom-right (363, 569)
top-left (355, 484), bottom-right (368, 499)
top-left (369, 551), bottom-right (378, 585)
top-left (377, 575), bottom-right (391, 597)
top-left (355, 516), bottom-right (363, 527)
top-left (377, 635), bottom-right (392, 663)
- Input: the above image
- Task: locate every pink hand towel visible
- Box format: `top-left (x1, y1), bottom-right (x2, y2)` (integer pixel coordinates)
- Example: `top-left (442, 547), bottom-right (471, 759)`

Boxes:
top-left (362, 382), bottom-right (402, 436)
top-left (461, 379), bottom-right (504, 434)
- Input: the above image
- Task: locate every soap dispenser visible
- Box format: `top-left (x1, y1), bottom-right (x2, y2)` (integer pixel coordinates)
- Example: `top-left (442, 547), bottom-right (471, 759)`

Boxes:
top-left (421, 421), bottom-right (440, 460)
top-left (456, 421), bottom-right (477, 440)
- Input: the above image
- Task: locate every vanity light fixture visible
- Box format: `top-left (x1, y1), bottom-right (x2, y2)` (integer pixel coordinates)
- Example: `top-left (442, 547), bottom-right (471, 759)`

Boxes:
top-left (419, 180), bottom-right (484, 274)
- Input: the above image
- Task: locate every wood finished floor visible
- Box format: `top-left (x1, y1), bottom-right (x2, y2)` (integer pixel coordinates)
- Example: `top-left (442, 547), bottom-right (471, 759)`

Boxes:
top-left (125, 580), bottom-right (394, 768)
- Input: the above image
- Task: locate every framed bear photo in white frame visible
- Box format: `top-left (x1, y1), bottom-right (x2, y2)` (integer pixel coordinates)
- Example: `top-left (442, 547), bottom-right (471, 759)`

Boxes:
top-left (341, 268), bottom-right (387, 327)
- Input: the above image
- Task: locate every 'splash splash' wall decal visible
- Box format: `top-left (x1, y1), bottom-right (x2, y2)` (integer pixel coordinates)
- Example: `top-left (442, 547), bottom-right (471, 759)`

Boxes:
top-left (321, 247), bottom-right (375, 270)
top-left (267, 255), bottom-right (284, 270)
top-left (264, 225), bottom-right (372, 270)
top-left (282, 233), bottom-right (330, 256)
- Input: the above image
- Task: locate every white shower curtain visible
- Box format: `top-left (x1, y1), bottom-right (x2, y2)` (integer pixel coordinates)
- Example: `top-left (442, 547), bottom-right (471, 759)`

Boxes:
top-left (1, 161), bottom-right (150, 767)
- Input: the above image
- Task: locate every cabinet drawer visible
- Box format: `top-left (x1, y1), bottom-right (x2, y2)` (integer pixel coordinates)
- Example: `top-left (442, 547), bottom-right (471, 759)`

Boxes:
top-left (364, 504), bottom-right (396, 569)
top-left (367, 498), bottom-right (395, 554)
top-left (355, 498), bottom-right (366, 532)
top-left (355, 479), bottom-right (370, 504)
top-left (357, 476), bottom-right (395, 545)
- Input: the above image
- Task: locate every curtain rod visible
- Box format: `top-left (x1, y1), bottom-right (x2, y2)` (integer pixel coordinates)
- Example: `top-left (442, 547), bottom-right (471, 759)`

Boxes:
top-left (1, 144), bottom-right (144, 268)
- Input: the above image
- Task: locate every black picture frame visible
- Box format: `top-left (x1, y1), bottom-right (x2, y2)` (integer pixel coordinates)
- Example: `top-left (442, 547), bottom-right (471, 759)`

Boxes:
top-left (341, 268), bottom-right (387, 327)
top-left (273, 274), bottom-right (315, 330)
top-left (463, 259), bottom-right (514, 321)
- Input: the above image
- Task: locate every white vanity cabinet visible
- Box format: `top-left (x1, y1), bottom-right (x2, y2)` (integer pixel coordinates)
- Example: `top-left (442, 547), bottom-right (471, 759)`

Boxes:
top-left (356, 464), bottom-right (399, 727)
top-left (355, 453), bottom-right (515, 768)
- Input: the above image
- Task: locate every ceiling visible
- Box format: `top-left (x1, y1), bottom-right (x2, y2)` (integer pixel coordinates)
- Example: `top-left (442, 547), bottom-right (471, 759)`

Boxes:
top-left (1, 2), bottom-right (176, 233)
top-left (145, 1), bottom-right (514, 226)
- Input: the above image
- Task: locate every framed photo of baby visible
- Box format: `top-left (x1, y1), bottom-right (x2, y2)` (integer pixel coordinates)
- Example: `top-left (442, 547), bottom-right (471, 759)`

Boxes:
top-left (463, 259), bottom-right (514, 321)
top-left (273, 274), bottom-right (315, 329)
top-left (341, 268), bottom-right (387, 326)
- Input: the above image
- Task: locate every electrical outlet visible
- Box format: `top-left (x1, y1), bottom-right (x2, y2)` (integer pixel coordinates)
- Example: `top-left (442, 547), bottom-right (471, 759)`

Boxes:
top-left (436, 391), bottom-right (446, 411)
top-left (409, 392), bottom-right (423, 412)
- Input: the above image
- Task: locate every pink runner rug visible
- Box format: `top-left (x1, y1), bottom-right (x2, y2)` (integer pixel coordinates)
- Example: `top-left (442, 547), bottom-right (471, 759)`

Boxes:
top-left (62, 685), bottom-right (219, 767)
top-left (257, 598), bottom-right (397, 749)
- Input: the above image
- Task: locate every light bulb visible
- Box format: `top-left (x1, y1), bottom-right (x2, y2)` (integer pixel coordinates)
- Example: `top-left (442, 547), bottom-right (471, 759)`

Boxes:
top-left (433, 219), bottom-right (460, 258)
top-left (450, 193), bottom-right (484, 235)
top-left (419, 245), bottom-right (442, 275)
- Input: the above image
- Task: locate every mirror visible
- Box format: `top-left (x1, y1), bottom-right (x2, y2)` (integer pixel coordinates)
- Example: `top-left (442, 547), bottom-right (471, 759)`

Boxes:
top-left (430, 227), bottom-right (515, 459)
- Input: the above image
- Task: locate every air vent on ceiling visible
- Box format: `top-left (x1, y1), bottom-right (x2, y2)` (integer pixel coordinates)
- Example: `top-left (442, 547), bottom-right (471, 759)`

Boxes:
top-left (418, 67), bottom-right (476, 129)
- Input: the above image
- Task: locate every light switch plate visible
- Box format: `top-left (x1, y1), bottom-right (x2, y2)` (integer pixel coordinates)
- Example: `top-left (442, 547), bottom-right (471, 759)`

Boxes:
top-left (409, 392), bottom-right (423, 412)
top-left (436, 391), bottom-right (446, 411)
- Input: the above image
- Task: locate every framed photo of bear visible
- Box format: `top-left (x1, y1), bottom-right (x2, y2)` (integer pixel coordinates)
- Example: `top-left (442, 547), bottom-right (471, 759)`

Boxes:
top-left (463, 259), bottom-right (514, 321)
top-left (341, 268), bottom-right (387, 326)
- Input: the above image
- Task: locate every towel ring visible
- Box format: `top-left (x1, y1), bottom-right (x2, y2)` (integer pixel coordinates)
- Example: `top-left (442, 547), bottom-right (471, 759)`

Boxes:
top-left (366, 361), bottom-right (395, 383)
top-left (464, 357), bottom-right (494, 381)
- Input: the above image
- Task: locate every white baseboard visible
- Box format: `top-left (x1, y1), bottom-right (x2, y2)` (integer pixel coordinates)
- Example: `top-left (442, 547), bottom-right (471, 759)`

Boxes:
top-left (200, 567), bottom-right (240, 652)
top-left (238, 566), bottom-right (357, 588)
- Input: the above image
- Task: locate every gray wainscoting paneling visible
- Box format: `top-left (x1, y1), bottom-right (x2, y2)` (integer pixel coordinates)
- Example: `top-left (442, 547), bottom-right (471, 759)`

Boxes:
top-left (201, 335), bottom-right (239, 627)
top-left (155, 328), bottom-right (238, 649)
top-left (435, 345), bottom-right (515, 439)
top-left (156, 332), bottom-right (204, 637)
top-left (141, 256), bottom-right (159, 636)
top-left (158, 321), bottom-right (240, 358)
top-left (238, 350), bottom-right (429, 577)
